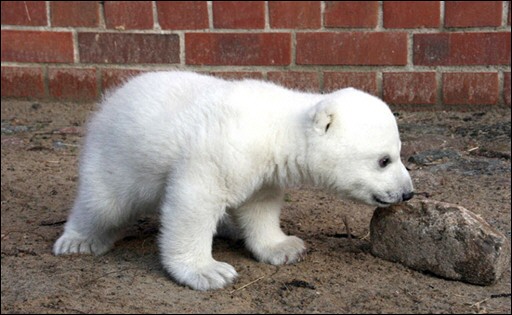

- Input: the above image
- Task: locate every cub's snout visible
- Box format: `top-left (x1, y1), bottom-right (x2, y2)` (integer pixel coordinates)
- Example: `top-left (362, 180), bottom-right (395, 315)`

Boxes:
top-left (402, 191), bottom-right (414, 201)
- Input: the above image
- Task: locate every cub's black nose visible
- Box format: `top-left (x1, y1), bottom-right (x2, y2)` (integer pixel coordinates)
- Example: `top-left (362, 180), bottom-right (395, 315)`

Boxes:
top-left (402, 192), bottom-right (414, 201)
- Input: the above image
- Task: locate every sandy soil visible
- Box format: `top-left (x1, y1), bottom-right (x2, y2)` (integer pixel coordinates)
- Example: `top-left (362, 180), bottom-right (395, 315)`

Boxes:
top-left (1, 99), bottom-right (510, 313)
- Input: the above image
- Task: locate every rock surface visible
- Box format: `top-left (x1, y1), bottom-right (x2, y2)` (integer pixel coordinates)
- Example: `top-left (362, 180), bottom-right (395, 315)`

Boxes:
top-left (370, 199), bottom-right (510, 285)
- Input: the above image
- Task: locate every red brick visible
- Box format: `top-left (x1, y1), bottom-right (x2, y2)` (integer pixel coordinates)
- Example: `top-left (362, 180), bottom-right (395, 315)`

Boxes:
top-left (383, 1), bottom-right (440, 28)
top-left (1, 1), bottom-right (47, 26)
top-left (213, 1), bottom-right (265, 29)
top-left (324, 1), bottom-right (378, 28)
top-left (445, 1), bottom-right (502, 27)
top-left (323, 72), bottom-right (377, 95)
top-left (296, 32), bottom-right (407, 65)
top-left (51, 1), bottom-right (99, 27)
top-left (49, 68), bottom-right (98, 101)
top-left (269, 1), bottom-right (321, 29)
top-left (186, 33), bottom-right (291, 66)
top-left (414, 32), bottom-right (511, 66)
top-left (157, 1), bottom-right (208, 30)
top-left (101, 69), bottom-right (145, 92)
top-left (1, 66), bottom-right (45, 99)
top-left (442, 73), bottom-right (499, 105)
top-left (78, 33), bottom-right (180, 64)
top-left (383, 72), bottom-right (437, 105)
top-left (267, 72), bottom-right (320, 92)
top-left (1, 30), bottom-right (74, 63)
top-left (209, 72), bottom-right (264, 81)
top-left (104, 1), bottom-right (153, 30)
top-left (504, 73), bottom-right (511, 106)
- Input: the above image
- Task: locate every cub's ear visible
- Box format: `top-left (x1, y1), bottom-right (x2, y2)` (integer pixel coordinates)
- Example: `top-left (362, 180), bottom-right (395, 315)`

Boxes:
top-left (310, 101), bottom-right (335, 135)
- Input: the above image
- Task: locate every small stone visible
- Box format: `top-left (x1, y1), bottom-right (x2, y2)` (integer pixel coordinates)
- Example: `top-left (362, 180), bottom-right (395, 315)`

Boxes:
top-left (370, 199), bottom-right (510, 286)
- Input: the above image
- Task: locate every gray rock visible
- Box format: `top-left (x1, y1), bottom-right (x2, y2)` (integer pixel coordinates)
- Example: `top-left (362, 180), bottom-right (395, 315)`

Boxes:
top-left (407, 149), bottom-right (461, 166)
top-left (370, 199), bottom-right (510, 285)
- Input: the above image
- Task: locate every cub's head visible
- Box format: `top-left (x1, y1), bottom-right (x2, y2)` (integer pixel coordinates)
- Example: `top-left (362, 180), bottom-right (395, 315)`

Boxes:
top-left (306, 88), bottom-right (414, 207)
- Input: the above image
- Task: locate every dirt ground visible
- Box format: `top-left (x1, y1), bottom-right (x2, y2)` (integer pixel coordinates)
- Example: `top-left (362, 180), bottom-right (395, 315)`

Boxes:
top-left (1, 99), bottom-right (511, 314)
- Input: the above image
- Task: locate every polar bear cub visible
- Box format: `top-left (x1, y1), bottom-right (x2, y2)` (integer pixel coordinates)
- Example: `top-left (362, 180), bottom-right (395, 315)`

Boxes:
top-left (54, 71), bottom-right (414, 291)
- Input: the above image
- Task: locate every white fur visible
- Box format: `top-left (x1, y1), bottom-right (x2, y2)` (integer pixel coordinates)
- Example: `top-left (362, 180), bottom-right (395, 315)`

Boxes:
top-left (53, 71), bottom-right (413, 290)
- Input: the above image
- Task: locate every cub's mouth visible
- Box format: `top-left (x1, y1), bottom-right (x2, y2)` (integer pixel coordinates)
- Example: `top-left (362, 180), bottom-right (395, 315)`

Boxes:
top-left (372, 192), bottom-right (415, 207)
top-left (373, 195), bottom-right (392, 207)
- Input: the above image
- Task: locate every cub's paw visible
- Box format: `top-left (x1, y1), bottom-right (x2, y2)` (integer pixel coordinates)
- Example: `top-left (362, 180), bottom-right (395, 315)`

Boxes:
top-left (53, 232), bottom-right (112, 256)
top-left (166, 259), bottom-right (238, 291)
top-left (255, 235), bottom-right (306, 265)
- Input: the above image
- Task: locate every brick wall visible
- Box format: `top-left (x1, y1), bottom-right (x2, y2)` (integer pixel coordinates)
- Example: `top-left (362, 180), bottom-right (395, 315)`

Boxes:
top-left (1, 1), bottom-right (510, 108)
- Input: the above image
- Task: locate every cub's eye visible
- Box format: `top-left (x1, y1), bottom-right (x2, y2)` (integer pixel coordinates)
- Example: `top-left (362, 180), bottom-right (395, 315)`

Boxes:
top-left (379, 156), bottom-right (391, 168)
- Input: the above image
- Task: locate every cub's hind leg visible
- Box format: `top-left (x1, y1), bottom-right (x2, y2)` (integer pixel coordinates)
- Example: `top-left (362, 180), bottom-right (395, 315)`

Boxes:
top-left (53, 187), bottom-right (133, 256)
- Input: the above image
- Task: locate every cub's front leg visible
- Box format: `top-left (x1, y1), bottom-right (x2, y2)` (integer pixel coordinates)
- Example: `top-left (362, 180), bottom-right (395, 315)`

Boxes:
top-left (158, 173), bottom-right (237, 291)
top-left (235, 187), bottom-right (307, 265)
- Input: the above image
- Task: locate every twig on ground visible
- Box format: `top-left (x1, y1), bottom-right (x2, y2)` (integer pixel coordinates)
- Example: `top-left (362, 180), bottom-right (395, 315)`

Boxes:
top-left (229, 276), bottom-right (265, 294)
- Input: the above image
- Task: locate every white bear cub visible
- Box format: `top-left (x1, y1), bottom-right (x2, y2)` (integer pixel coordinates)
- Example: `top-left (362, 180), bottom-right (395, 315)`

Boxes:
top-left (54, 71), bottom-right (414, 290)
